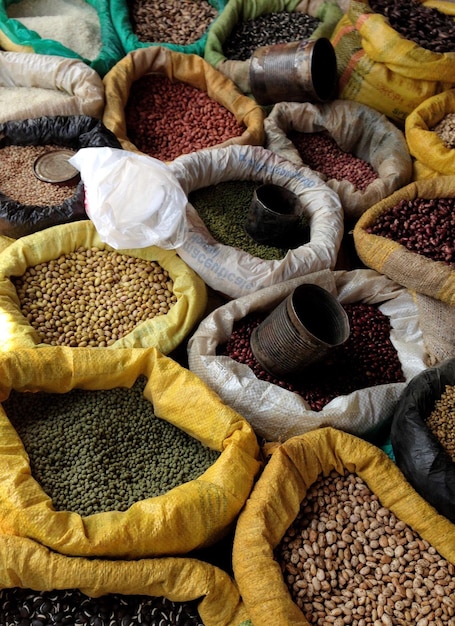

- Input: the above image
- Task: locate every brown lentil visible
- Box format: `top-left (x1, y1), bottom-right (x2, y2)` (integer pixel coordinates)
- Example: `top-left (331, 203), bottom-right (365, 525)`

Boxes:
top-left (0, 144), bottom-right (78, 206)
top-left (129, 0), bottom-right (218, 45)
top-left (432, 113), bottom-right (455, 149)
top-left (188, 180), bottom-right (310, 260)
top-left (365, 197), bottom-right (455, 266)
top-left (289, 131), bottom-right (379, 192)
top-left (426, 384), bottom-right (455, 463)
top-left (275, 468), bottom-right (455, 626)
top-left (218, 302), bottom-right (405, 411)
top-left (124, 74), bottom-right (246, 161)
top-left (12, 246), bottom-right (177, 347)
top-left (4, 375), bottom-right (221, 516)
top-left (368, 0), bottom-right (455, 53)
top-left (0, 587), bottom-right (204, 625)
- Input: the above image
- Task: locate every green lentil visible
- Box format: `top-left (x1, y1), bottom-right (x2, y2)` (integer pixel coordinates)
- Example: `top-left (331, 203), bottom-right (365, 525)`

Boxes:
top-left (188, 180), bottom-right (310, 261)
top-left (3, 376), bottom-right (221, 516)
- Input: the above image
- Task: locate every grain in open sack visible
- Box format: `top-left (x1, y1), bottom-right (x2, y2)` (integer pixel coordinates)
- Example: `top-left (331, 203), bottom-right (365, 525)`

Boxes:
top-left (330, 0), bottom-right (455, 126)
top-left (353, 175), bottom-right (455, 306)
top-left (0, 540), bottom-right (250, 626)
top-left (0, 220), bottom-right (207, 354)
top-left (264, 100), bottom-right (412, 221)
top-left (232, 427), bottom-right (455, 626)
top-left (102, 45), bottom-right (265, 160)
top-left (0, 51), bottom-right (105, 123)
top-left (0, 0), bottom-right (125, 77)
top-left (0, 346), bottom-right (261, 558)
top-left (187, 268), bottom-right (428, 443)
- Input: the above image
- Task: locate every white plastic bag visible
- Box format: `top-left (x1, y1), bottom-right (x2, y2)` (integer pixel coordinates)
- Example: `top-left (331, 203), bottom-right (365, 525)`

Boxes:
top-left (69, 147), bottom-right (189, 249)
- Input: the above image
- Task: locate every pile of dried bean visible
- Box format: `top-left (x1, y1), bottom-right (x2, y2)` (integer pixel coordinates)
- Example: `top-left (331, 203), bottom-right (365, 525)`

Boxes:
top-left (426, 384), bottom-right (455, 463)
top-left (4, 375), bottom-right (221, 516)
top-left (124, 74), bottom-right (245, 161)
top-left (288, 131), bottom-right (378, 192)
top-left (223, 11), bottom-right (321, 61)
top-left (432, 113), bottom-right (455, 149)
top-left (365, 197), bottom-right (455, 266)
top-left (188, 180), bottom-right (310, 260)
top-left (0, 587), bottom-right (203, 625)
top-left (218, 302), bottom-right (405, 411)
top-left (128, 0), bottom-right (217, 45)
top-left (368, 0), bottom-right (455, 53)
top-left (275, 468), bottom-right (455, 625)
top-left (0, 144), bottom-right (78, 206)
top-left (13, 246), bottom-right (178, 347)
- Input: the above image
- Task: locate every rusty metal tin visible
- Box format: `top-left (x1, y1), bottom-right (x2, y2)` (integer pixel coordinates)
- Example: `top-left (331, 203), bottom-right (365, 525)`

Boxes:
top-left (33, 149), bottom-right (80, 184)
top-left (249, 37), bottom-right (338, 106)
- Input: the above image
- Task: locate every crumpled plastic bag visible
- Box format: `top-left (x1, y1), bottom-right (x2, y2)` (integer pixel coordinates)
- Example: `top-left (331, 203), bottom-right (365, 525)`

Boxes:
top-left (70, 147), bottom-right (189, 250)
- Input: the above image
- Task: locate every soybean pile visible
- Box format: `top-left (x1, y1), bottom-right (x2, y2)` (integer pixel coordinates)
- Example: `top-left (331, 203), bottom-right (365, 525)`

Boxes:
top-left (188, 180), bottom-right (310, 260)
top-left (218, 303), bottom-right (405, 411)
top-left (275, 469), bottom-right (455, 626)
top-left (4, 375), bottom-right (221, 516)
top-left (0, 587), bottom-right (204, 626)
top-left (426, 384), bottom-right (455, 463)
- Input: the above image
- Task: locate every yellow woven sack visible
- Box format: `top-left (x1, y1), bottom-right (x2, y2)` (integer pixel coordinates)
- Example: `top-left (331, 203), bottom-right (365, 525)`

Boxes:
top-left (102, 45), bottom-right (265, 157)
top-left (0, 537), bottom-right (250, 626)
top-left (405, 88), bottom-right (455, 179)
top-left (0, 346), bottom-right (261, 559)
top-left (0, 220), bottom-right (207, 354)
top-left (353, 176), bottom-right (455, 306)
top-left (232, 427), bottom-right (455, 626)
top-left (331, 0), bottom-right (455, 126)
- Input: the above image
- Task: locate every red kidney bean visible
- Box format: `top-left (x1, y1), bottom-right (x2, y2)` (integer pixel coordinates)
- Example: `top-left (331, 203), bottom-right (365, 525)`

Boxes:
top-left (289, 131), bottom-right (378, 192)
top-left (124, 74), bottom-right (246, 161)
top-left (366, 197), bottom-right (455, 266)
top-left (218, 302), bottom-right (405, 411)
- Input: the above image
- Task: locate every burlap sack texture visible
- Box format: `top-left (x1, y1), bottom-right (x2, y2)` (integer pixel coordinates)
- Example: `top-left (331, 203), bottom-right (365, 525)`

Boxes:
top-left (232, 427), bottom-right (455, 625)
top-left (102, 45), bottom-right (265, 157)
top-left (0, 220), bottom-right (207, 355)
top-left (264, 99), bottom-right (413, 221)
top-left (353, 175), bottom-right (455, 306)
top-left (405, 88), bottom-right (455, 179)
top-left (0, 346), bottom-right (261, 559)
top-left (330, 0), bottom-right (455, 126)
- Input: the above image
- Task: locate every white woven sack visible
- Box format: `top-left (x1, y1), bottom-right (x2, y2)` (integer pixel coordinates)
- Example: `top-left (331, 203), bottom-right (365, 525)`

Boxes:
top-left (169, 144), bottom-right (343, 299)
top-left (187, 268), bottom-right (428, 442)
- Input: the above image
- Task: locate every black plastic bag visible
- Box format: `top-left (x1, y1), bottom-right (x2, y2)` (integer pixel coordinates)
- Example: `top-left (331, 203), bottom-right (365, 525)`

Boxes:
top-left (0, 115), bottom-right (122, 239)
top-left (390, 358), bottom-right (455, 523)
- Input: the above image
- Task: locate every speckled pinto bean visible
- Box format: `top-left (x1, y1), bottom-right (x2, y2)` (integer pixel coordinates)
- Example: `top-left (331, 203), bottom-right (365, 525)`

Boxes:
top-left (369, 0), bottom-right (455, 53)
top-left (275, 469), bottom-right (455, 626)
top-left (129, 0), bottom-right (217, 46)
top-left (218, 302), bottom-right (405, 411)
top-left (12, 246), bottom-right (177, 347)
top-left (426, 384), bottom-right (455, 463)
top-left (432, 113), bottom-right (455, 148)
top-left (4, 375), bottom-right (221, 516)
top-left (289, 131), bottom-right (378, 192)
top-left (124, 74), bottom-right (246, 161)
top-left (365, 197), bottom-right (455, 266)
top-left (0, 587), bottom-right (204, 626)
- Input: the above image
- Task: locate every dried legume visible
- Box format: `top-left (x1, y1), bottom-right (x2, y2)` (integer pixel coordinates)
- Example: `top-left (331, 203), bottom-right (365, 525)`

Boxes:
top-left (223, 11), bottom-right (321, 61)
top-left (0, 587), bottom-right (203, 625)
top-left (276, 468), bottom-right (455, 625)
top-left (125, 74), bottom-right (246, 162)
top-left (4, 375), bottom-right (221, 516)
top-left (365, 197), bottom-right (455, 266)
top-left (12, 246), bottom-right (177, 347)
top-left (218, 302), bottom-right (405, 411)
top-left (129, 0), bottom-right (218, 45)
top-left (426, 384), bottom-right (455, 463)
top-left (289, 131), bottom-right (378, 192)
top-left (188, 180), bottom-right (310, 260)
top-left (0, 144), bottom-right (79, 206)
top-left (432, 113), bottom-right (455, 149)
top-left (368, 0), bottom-right (455, 53)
